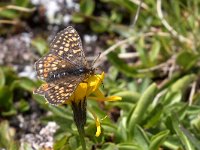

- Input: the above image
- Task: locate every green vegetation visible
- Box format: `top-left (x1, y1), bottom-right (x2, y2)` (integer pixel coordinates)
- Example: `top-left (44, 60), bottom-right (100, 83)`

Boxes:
top-left (0, 0), bottom-right (200, 150)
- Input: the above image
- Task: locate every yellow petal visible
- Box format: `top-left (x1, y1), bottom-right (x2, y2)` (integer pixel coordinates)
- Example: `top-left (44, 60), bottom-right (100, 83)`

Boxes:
top-left (86, 72), bottom-right (105, 96)
top-left (66, 72), bottom-right (105, 104)
top-left (95, 117), bottom-right (101, 137)
top-left (92, 88), bottom-right (104, 98)
top-left (88, 107), bottom-right (102, 137)
top-left (89, 95), bottom-right (122, 102)
top-left (67, 82), bottom-right (88, 103)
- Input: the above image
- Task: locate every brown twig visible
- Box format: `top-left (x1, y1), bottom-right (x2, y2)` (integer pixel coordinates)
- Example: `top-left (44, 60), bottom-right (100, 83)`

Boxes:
top-left (156, 0), bottom-right (192, 45)
top-left (0, 19), bottom-right (18, 25)
top-left (189, 81), bottom-right (196, 105)
top-left (0, 5), bottom-right (36, 12)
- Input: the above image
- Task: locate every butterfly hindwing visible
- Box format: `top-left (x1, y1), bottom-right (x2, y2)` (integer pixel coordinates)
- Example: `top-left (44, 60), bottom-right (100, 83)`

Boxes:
top-left (33, 83), bottom-right (54, 95)
top-left (44, 76), bottom-right (84, 105)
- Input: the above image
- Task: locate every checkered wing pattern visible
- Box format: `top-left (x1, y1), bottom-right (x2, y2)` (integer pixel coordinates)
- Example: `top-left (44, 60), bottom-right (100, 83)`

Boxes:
top-left (34, 26), bottom-right (92, 105)
top-left (34, 83), bottom-right (54, 95)
top-left (50, 26), bottom-right (88, 67)
top-left (34, 76), bottom-right (84, 105)
top-left (35, 53), bottom-right (75, 81)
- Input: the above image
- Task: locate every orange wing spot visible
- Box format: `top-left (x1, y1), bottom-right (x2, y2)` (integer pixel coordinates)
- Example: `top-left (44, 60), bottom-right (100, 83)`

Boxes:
top-left (44, 73), bottom-right (48, 77)
top-left (47, 57), bottom-right (55, 61)
top-left (40, 84), bottom-right (51, 91)
top-left (44, 68), bottom-right (48, 72)
top-left (44, 62), bottom-right (49, 67)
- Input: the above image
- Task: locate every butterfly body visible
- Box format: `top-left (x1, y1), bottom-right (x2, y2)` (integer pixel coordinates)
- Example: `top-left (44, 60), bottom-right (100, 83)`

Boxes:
top-left (34, 26), bottom-right (95, 105)
top-left (47, 66), bottom-right (93, 82)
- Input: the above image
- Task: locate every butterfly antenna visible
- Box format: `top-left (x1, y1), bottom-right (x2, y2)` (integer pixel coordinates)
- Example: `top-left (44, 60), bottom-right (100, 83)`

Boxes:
top-left (92, 52), bottom-right (101, 67)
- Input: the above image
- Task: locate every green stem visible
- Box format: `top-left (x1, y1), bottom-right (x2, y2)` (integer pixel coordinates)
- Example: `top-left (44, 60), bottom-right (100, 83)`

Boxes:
top-left (71, 99), bottom-right (87, 150)
top-left (77, 126), bottom-right (86, 150)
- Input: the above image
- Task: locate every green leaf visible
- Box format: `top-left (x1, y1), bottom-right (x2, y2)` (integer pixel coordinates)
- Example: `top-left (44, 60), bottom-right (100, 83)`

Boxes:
top-left (101, 143), bottom-right (117, 150)
top-left (171, 115), bottom-right (195, 150)
top-left (15, 0), bottom-right (29, 7)
top-left (31, 37), bottom-right (49, 55)
top-left (114, 91), bottom-right (140, 103)
top-left (0, 121), bottom-right (19, 149)
top-left (48, 105), bottom-right (73, 121)
top-left (170, 74), bottom-right (196, 93)
top-left (163, 91), bottom-right (182, 105)
top-left (11, 77), bottom-right (37, 92)
top-left (149, 130), bottom-right (170, 150)
top-left (80, 0), bottom-right (95, 16)
top-left (0, 9), bottom-right (19, 19)
top-left (176, 51), bottom-right (199, 70)
top-left (0, 86), bottom-right (13, 112)
top-left (90, 19), bottom-right (109, 33)
top-left (109, 0), bottom-right (136, 13)
top-left (143, 103), bottom-right (163, 128)
top-left (1, 67), bottom-right (18, 86)
top-left (1, 109), bottom-right (17, 116)
top-left (136, 37), bottom-right (151, 66)
top-left (71, 13), bottom-right (85, 23)
top-left (16, 99), bottom-right (30, 112)
top-left (180, 126), bottom-right (200, 150)
top-left (115, 117), bottom-right (128, 142)
top-left (134, 125), bottom-right (149, 150)
top-left (117, 143), bottom-right (142, 150)
top-left (149, 41), bottom-right (160, 63)
top-left (107, 52), bottom-right (139, 77)
top-left (0, 67), bottom-right (5, 87)
top-left (127, 83), bottom-right (157, 138)
top-left (54, 134), bottom-right (70, 150)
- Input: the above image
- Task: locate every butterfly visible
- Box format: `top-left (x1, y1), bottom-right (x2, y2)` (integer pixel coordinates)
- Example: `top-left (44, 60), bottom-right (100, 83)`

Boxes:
top-left (33, 26), bottom-right (95, 105)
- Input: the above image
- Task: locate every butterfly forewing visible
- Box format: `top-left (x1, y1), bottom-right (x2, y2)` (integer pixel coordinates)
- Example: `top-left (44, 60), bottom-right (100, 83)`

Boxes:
top-left (50, 26), bottom-right (88, 67)
top-left (35, 53), bottom-right (79, 82)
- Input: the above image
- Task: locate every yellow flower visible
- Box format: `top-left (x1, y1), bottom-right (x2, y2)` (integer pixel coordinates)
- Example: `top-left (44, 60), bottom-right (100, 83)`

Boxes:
top-left (67, 72), bottom-right (122, 136)
top-left (66, 72), bottom-right (121, 104)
